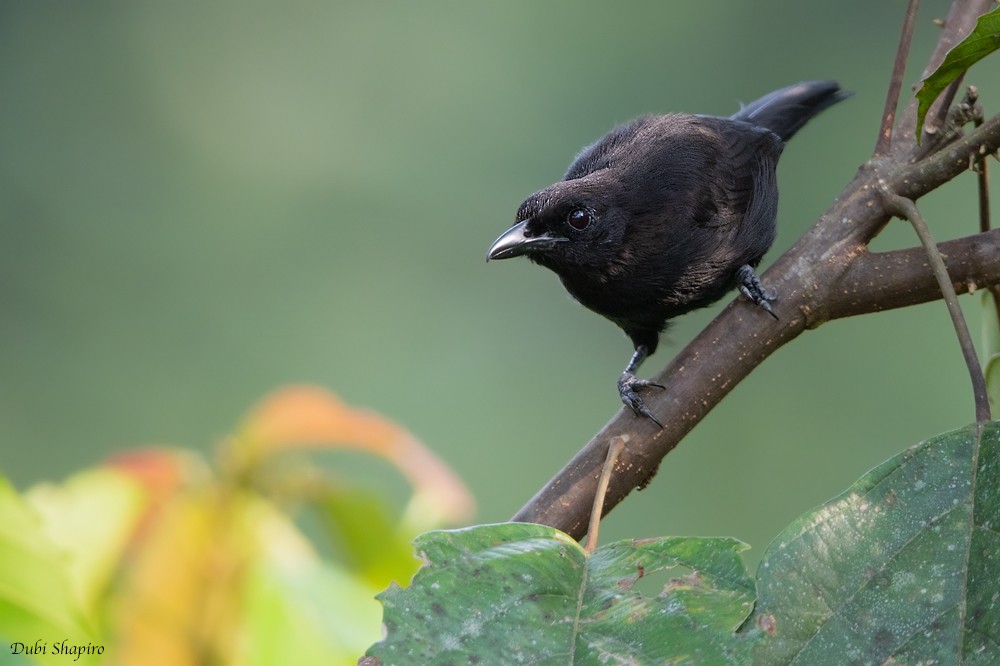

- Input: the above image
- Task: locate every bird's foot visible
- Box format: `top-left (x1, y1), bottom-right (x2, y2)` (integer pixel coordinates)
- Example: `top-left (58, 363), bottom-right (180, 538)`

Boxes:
top-left (617, 372), bottom-right (665, 427)
top-left (736, 265), bottom-right (778, 319)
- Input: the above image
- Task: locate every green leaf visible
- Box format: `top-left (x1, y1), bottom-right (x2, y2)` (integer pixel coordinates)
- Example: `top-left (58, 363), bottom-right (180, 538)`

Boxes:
top-left (365, 523), bottom-right (756, 665)
top-left (987, 356), bottom-right (1000, 416)
top-left (24, 467), bottom-right (145, 618)
top-left (748, 422), bottom-right (1000, 664)
top-left (0, 477), bottom-right (100, 666)
top-left (915, 6), bottom-right (1000, 140)
top-left (242, 503), bottom-right (384, 666)
top-left (309, 487), bottom-right (422, 590)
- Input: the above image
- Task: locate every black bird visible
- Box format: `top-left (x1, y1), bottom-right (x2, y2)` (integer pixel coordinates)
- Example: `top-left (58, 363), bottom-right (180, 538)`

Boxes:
top-left (487, 81), bottom-right (849, 426)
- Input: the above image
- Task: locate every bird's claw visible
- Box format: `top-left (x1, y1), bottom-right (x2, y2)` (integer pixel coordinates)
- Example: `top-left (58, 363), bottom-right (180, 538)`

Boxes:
top-left (736, 265), bottom-right (778, 319)
top-left (617, 373), bottom-right (665, 427)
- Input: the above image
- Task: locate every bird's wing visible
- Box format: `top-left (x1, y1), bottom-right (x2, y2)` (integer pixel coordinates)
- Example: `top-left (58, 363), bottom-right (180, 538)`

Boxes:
top-left (697, 119), bottom-right (781, 233)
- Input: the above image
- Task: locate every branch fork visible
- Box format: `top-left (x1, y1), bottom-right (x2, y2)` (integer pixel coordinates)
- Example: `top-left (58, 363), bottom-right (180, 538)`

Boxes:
top-left (513, 0), bottom-right (1000, 539)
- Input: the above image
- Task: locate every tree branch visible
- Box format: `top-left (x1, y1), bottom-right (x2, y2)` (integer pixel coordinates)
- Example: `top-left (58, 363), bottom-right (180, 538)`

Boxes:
top-left (512, 0), bottom-right (1000, 539)
top-left (893, 0), bottom-right (994, 154)
top-left (827, 227), bottom-right (1000, 320)
top-left (875, 0), bottom-right (919, 156)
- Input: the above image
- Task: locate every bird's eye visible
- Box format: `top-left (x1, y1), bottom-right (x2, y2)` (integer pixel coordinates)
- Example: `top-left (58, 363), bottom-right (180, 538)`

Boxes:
top-left (567, 209), bottom-right (592, 230)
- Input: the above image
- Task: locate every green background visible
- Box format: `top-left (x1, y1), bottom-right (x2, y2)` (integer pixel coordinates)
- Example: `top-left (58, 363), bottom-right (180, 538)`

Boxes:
top-left (3, 1), bottom-right (996, 567)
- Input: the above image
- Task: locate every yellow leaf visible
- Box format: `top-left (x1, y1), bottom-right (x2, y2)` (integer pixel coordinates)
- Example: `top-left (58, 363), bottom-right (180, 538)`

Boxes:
top-left (111, 489), bottom-right (254, 666)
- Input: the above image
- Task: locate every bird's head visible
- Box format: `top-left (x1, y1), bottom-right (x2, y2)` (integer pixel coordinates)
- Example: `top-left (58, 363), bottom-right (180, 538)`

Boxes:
top-left (487, 178), bottom-right (626, 273)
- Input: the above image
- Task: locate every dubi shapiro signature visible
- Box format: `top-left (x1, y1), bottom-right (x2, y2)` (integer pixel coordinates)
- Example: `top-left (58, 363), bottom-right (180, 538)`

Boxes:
top-left (10, 639), bottom-right (105, 662)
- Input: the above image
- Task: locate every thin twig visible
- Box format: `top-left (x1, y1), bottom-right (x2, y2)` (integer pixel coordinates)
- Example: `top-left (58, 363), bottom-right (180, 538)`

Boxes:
top-left (584, 436), bottom-right (626, 555)
top-left (882, 192), bottom-right (991, 422)
top-left (967, 85), bottom-right (990, 237)
top-left (876, 0), bottom-right (920, 156)
top-left (971, 90), bottom-right (1000, 331)
top-left (978, 142), bottom-right (991, 236)
top-left (933, 76), bottom-right (967, 134)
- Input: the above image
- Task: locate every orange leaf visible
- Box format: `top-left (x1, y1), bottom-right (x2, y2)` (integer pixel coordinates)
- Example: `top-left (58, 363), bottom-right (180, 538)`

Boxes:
top-left (233, 385), bottom-right (473, 525)
top-left (105, 448), bottom-right (210, 555)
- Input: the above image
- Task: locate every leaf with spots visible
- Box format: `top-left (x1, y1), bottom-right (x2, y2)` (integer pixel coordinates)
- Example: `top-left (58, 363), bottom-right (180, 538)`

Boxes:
top-left (364, 524), bottom-right (756, 665)
top-left (745, 421), bottom-right (1000, 664)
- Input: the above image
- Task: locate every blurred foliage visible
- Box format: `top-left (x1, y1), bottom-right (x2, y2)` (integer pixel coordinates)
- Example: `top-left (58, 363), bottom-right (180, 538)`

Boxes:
top-left (0, 478), bottom-right (98, 666)
top-left (0, 386), bottom-right (472, 665)
top-left (3, 0), bottom-right (1000, 634)
top-left (4, 2), bottom-right (1000, 663)
top-left (983, 291), bottom-right (1000, 411)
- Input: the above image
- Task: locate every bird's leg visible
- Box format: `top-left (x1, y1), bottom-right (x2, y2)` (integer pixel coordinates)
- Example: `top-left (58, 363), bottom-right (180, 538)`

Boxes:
top-left (617, 345), bottom-right (665, 427)
top-left (736, 264), bottom-right (778, 319)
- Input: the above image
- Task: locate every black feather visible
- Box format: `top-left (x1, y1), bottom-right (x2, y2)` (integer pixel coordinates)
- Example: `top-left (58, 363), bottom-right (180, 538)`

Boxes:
top-left (488, 80), bottom-right (849, 421)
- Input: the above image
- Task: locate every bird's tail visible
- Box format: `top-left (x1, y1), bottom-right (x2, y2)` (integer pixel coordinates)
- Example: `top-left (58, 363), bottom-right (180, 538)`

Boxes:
top-left (731, 80), bottom-right (851, 142)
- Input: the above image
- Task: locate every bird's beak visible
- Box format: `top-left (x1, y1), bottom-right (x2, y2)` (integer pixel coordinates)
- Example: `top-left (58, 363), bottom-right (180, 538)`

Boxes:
top-left (486, 219), bottom-right (566, 261)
